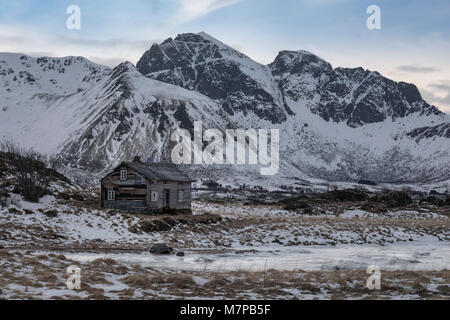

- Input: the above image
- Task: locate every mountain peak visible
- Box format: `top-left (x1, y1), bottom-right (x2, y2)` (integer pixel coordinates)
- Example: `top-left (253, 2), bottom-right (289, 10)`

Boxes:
top-left (136, 33), bottom-right (445, 127)
top-left (113, 61), bottom-right (136, 71)
top-left (111, 61), bottom-right (140, 79)
top-left (270, 50), bottom-right (332, 73)
top-left (173, 32), bottom-right (210, 44)
top-left (136, 32), bottom-right (287, 123)
top-left (196, 31), bottom-right (229, 49)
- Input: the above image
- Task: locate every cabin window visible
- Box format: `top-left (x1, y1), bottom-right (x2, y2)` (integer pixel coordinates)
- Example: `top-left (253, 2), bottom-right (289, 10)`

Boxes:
top-left (151, 191), bottom-right (159, 202)
top-left (178, 190), bottom-right (184, 202)
top-left (107, 190), bottom-right (115, 201)
top-left (120, 170), bottom-right (127, 181)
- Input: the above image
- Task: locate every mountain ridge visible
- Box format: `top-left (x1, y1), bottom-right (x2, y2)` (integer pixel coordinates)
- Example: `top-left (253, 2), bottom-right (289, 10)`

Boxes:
top-left (1, 32), bottom-right (449, 186)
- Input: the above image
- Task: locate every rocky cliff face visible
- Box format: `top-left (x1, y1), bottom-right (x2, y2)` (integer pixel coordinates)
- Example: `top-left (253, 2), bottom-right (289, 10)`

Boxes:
top-left (138, 34), bottom-right (444, 129)
top-left (137, 32), bottom-right (288, 124)
top-left (270, 50), bottom-right (441, 127)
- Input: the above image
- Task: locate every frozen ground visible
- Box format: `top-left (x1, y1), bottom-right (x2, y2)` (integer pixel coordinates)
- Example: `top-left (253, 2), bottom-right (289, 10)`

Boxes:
top-left (65, 241), bottom-right (449, 272)
top-left (0, 195), bottom-right (449, 299)
top-left (0, 250), bottom-right (448, 300)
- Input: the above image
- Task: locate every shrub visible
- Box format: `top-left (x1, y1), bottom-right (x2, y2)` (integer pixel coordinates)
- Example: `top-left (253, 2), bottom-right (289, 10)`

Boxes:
top-left (283, 201), bottom-right (313, 214)
top-left (1, 141), bottom-right (50, 203)
top-left (0, 185), bottom-right (9, 207)
top-left (322, 189), bottom-right (368, 202)
top-left (204, 180), bottom-right (220, 189)
top-left (371, 191), bottom-right (412, 208)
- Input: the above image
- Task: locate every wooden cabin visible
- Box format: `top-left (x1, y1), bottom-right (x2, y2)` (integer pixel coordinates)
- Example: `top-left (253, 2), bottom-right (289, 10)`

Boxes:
top-left (101, 157), bottom-right (193, 214)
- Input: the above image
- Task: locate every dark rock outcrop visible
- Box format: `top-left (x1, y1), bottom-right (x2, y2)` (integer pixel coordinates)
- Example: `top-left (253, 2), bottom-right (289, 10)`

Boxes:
top-left (150, 243), bottom-right (173, 255)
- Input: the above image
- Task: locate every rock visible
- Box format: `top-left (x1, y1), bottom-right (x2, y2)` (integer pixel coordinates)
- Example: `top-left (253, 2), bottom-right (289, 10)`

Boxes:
top-left (141, 220), bottom-right (172, 233)
top-left (44, 210), bottom-right (58, 218)
top-left (150, 243), bottom-right (173, 255)
top-left (272, 239), bottom-right (282, 245)
top-left (163, 217), bottom-right (176, 227)
top-left (8, 208), bottom-right (22, 215)
top-left (436, 285), bottom-right (450, 295)
top-left (153, 220), bottom-right (172, 231)
top-left (24, 209), bottom-right (34, 215)
top-left (176, 252), bottom-right (185, 257)
top-left (141, 221), bottom-right (152, 233)
top-left (137, 33), bottom-right (288, 124)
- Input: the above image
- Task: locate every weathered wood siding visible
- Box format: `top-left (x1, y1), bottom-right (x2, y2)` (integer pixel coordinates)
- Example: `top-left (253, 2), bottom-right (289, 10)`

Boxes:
top-left (146, 181), bottom-right (192, 210)
top-left (101, 164), bottom-right (192, 214)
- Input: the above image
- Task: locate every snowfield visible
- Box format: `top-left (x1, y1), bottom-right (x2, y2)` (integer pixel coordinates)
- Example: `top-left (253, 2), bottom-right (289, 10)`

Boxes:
top-left (0, 193), bottom-right (449, 300)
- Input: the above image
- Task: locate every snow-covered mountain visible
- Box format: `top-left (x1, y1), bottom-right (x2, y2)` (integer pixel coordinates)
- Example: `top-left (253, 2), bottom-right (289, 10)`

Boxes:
top-left (1, 32), bottom-right (449, 185)
top-left (0, 54), bottom-right (228, 170)
top-left (137, 32), bottom-right (288, 124)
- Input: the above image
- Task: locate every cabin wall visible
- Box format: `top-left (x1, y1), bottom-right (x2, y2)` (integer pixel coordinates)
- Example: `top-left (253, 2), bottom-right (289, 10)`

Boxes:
top-left (101, 164), bottom-right (192, 214)
top-left (146, 181), bottom-right (192, 211)
top-left (102, 165), bottom-right (148, 212)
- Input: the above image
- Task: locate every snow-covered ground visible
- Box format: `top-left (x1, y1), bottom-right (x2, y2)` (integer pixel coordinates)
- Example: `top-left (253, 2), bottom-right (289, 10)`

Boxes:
top-left (0, 194), bottom-right (449, 299)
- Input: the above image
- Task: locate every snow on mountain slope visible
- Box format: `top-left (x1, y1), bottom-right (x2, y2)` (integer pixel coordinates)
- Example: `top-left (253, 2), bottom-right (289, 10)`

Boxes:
top-left (0, 33), bottom-right (449, 185)
top-left (0, 53), bottom-right (109, 96)
top-left (0, 54), bottom-right (229, 171)
top-left (280, 102), bottom-right (450, 182)
top-left (135, 33), bottom-right (450, 183)
top-left (269, 50), bottom-right (443, 126)
top-left (137, 32), bottom-right (287, 124)
top-left (0, 53), bottom-right (110, 152)
top-left (55, 62), bottom-right (231, 171)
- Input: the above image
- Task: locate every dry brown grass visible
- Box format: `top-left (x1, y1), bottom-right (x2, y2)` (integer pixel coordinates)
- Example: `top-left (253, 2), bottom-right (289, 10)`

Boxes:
top-left (121, 274), bottom-right (153, 290)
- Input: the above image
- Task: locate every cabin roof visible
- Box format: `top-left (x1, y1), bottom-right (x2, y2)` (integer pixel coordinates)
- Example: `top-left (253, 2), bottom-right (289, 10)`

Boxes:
top-left (122, 161), bottom-right (194, 183)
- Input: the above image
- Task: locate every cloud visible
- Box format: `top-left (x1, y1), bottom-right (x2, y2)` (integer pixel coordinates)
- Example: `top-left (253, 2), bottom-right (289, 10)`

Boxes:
top-left (420, 81), bottom-right (450, 114)
top-left (174, 0), bottom-right (241, 23)
top-left (0, 24), bottom-right (160, 67)
top-left (397, 65), bottom-right (440, 73)
top-left (429, 82), bottom-right (450, 91)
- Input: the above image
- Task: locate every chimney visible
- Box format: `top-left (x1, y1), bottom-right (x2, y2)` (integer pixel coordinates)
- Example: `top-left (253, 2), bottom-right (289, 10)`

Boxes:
top-left (133, 156), bottom-right (141, 163)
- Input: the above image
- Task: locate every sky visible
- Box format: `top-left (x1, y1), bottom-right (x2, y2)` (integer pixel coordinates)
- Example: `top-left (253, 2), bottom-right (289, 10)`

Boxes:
top-left (0, 0), bottom-right (449, 113)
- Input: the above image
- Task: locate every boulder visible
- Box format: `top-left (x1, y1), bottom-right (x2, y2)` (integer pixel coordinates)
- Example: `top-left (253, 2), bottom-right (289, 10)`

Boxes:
top-left (150, 243), bottom-right (173, 255)
top-left (141, 220), bottom-right (172, 233)
top-left (44, 210), bottom-right (58, 218)
top-left (162, 217), bottom-right (176, 227)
